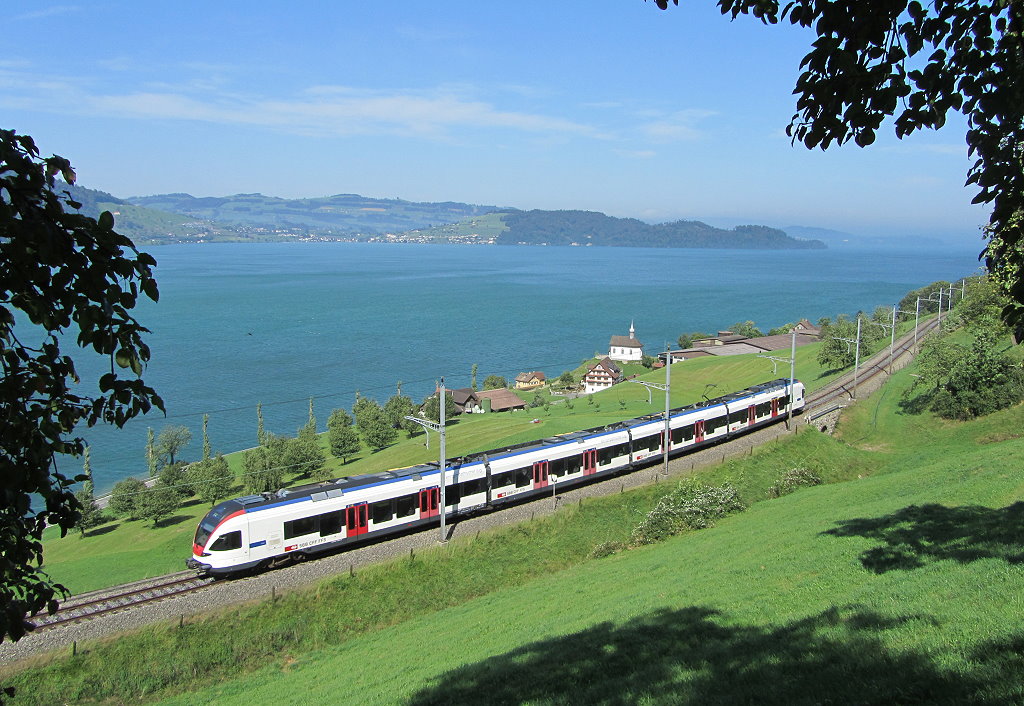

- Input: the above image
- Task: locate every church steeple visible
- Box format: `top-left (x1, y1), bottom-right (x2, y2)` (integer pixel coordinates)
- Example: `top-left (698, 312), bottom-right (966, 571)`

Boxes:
top-left (629, 320), bottom-right (635, 340)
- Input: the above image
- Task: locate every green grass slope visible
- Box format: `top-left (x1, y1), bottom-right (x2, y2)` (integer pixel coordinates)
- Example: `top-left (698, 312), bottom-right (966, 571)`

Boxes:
top-left (10, 347), bottom-right (1022, 704)
top-left (157, 390), bottom-right (1023, 705)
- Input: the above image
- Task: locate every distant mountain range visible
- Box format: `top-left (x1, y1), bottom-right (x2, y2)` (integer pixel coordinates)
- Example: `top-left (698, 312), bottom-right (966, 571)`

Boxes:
top-left (56, 183), bottom-right (826, 250)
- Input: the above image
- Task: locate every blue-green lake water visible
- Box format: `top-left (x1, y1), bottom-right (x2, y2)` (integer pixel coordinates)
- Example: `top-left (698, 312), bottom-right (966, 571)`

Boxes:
top-left (71, 241), bottom-right (981, 492)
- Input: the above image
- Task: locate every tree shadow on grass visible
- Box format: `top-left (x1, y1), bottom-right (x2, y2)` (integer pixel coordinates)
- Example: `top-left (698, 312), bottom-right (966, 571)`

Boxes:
top-left (896, 387), bottom-right (935, 416)
top-left (155, 514), bottom-right (194, 528)
top-left (823, 503), bottom-right (1024, 573)
top-left (405, 605), bottom-right (1010, 705)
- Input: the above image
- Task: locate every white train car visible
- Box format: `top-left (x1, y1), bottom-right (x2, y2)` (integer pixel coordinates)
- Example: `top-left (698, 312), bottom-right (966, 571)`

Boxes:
top-left (188, 378), bottom-right (804, 576)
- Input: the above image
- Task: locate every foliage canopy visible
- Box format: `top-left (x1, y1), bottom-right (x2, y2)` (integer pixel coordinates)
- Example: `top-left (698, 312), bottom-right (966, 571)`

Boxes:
top-left (0, 129), bottom-right (162, 641)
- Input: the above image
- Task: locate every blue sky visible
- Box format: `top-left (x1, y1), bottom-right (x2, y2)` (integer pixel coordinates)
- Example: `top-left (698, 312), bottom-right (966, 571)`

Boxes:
top-left (3, 2), bottom-right (988, 242)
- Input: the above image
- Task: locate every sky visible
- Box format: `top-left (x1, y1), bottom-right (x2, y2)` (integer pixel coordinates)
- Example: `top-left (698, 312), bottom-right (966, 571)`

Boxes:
top-left (2, 2), bottom-right (990, 243)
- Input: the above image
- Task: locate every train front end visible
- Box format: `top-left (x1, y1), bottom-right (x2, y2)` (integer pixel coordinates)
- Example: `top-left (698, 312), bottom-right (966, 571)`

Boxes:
top-left (187, 499), bottom-right (250, 576)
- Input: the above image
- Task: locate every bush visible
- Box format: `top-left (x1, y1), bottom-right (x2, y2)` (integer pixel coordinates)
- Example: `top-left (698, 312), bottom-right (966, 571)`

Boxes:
top-left (767, 467), bottom-right (823, 498)
top-left (631, 481), bottom-right (745, 545)
top-left (588, 540), bottom-right (627, 559)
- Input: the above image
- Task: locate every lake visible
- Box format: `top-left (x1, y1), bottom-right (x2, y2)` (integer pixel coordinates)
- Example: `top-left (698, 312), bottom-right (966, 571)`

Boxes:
top-left (68, 241), bottom-right (982, 492)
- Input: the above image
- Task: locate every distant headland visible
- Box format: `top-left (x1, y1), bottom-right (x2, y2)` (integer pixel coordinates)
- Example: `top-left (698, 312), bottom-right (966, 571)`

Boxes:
top-left (58, 183), bottom-right (825, 250)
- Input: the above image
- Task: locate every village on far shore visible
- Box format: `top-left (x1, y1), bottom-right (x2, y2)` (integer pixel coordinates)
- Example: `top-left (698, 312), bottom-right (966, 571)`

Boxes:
top-left (446, 319), bottom-right (823, 414)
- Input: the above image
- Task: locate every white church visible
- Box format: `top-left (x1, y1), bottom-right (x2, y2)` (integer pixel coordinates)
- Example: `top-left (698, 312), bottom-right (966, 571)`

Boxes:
top-left (607, 321), bottom-right (644, 362)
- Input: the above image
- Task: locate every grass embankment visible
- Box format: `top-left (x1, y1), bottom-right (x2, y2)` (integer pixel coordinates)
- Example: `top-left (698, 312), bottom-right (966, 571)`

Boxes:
top-left (43, 337), bottom-right (855, 594)
top-left (11, 337), bottom-right (1022, 704)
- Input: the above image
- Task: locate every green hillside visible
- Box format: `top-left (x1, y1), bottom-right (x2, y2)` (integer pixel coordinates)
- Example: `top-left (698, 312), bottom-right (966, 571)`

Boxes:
top-left (8, 336), bottom-right (1023, 704)
top-left (493, 209), bottom-right (827, 249)
top-left (128, 192), bottom-right (503, 236)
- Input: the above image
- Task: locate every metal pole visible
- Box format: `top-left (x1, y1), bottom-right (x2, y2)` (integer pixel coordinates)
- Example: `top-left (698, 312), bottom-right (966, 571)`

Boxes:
top-left (937, 288), bottom-right (943, 326)
top-left (788, 331), bottom-right (796, 429)
top-left (853, 316), bottom-right (861, 400)
top-left (914, 297), bottom-right (921, 348)
top-left (889, 304), bottom-right (896, 374)
top-left (439, 377), bottom-right (447, 544)
top-left (663, 344), bottom-right (671, 476)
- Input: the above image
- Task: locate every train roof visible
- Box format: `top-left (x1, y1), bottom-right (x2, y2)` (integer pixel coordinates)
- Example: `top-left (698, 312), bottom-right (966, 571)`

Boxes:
top-left (204, 378), bottom-right (798, 516)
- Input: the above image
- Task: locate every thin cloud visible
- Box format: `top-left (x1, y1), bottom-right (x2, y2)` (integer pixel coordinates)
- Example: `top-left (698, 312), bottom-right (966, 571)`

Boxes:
top-left (13, 5), bottom-right (80, 21)
top-left (82, 87), bottom-right (607, 140)
top-left (640, 109), bottom-right (717, 142)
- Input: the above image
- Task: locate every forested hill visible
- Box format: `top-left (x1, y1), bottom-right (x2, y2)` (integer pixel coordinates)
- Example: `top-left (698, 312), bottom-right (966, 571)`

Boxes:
top-left (494, 210), bottom-right (826, 249)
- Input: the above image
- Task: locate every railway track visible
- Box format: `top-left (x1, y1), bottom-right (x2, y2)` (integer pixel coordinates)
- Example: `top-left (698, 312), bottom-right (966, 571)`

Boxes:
top-left (30, 572), bottom-right (215, 632)
top-left (27, 317), bottom-right (939, 634)
top-left (804, 316), bottom-right (938, 413)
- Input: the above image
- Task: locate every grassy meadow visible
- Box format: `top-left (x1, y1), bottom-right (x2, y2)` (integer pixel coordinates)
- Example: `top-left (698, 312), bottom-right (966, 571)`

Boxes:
top-left (9, 336), bottom-right (1023, 704)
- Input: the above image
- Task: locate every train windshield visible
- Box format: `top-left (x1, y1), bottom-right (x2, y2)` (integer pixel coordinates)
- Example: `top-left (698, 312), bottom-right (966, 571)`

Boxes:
top-left (193, 500), bottom-right (243, 550)
top-left (194, 518), bottom-right (217, 549)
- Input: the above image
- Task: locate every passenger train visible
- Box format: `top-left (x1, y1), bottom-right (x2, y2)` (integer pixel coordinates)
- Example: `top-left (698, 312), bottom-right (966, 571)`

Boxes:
top-left (187, 377), bottom-right (804, 576)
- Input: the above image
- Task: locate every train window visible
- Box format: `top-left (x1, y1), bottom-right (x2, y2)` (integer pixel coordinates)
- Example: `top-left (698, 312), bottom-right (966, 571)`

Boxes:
top-left (671, 427), bottom-right (684, 444)
top-left (396, 495), bottom-right (416, 518)
top-left (705, 417), bottom-right (724, 434)
top-left (209, 531), bottom-right (242, 552)
top-left (757, 402), bottom-right (771, 417)
top-left (447, 484), bottom-right (461, 505)
top-left (284, 516), bottom-right (317, 539)
top-left (564, 456), bottom-right (581, 475)
top-left (462, 478), bottom-right (483, 496)
top-left (371, 501), bottom-right (393, 525)
top-left (319, 511), bottom-right (344, 536)
top-left (514, 468), bottom-right (531, 488)
top-left (681, 425), bottom-right (694, 441)
top-left (548, 458), bottom-right (565, 478)
top-left (599, 444), bottom-right (624, 465)
top-left (780, 394), bottom-right (791, 407)
top-left (493, 472), bottom-right (513, 488)
top-left (729, 410), bottom-right (746, 424)
top-left (639, 435), bottom-right (659, 452)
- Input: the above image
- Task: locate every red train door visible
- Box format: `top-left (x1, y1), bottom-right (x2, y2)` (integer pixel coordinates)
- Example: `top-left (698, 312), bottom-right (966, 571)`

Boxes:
top-left (583, 449), bottom-right (597, 475)
top-left (695, 420), bottom-right (705, 443)
top-left (771, 398), bottom-right (779, 418)
top-left (346, 503), bottom-right (368, 537)
top-left (748, 405), bottom-right (756, 426)
top-left (419, 487), bottom-right (439, 518)
top-left (532, 460), bottom-right (549, 489)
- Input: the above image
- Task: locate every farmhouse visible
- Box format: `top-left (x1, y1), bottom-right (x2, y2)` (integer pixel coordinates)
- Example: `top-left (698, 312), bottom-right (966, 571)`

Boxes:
top-left (583, 357), bottom-right (623, 394)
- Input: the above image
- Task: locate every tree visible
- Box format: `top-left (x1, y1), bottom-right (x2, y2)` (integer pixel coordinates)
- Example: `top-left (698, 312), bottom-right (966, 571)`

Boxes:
top-left (189, 454), bottom-right (235, 507)
top-left (420, 390), bottom-right (459, 424)
top-left (383, 391), bottom-right (416, 433)
top-left (767, 322), bottom-right (798, 336)
top-left (558, 370), bottom-right (576, 389)
top-left (146, 427), bottom-right (157, 477)
top-left (202, 413), bottom-right (211, 461)
top-left (0, 129), bottom-right (163, 641)
top-left (327, 408), bottom-right (361, 463)
top-left (156, 425), bottom-right (192, 467)
top-left (729, 320), bottom-right (763, 338)
top-left (471, 363), bottom-right (479, 391)
top-left (75, 448), bottom-right (103, 538)
top-left (256, 401), bottom-right (265, 445)
top-left (285, 424), bottom-right (327, 480)
top-left (138, 482), bottom-right (180, 528)
top-left (640, 354), bottom-right (658, 369)
top-left (360, 403), bottom-right (398, 450)
top-left (653, 0), bottom-right (1024, 329)
top-left (929, 330), bottom-right (1024, 419)
top-left (158, 462), bottom-right (193, 499)
top-left (109, 477), bottom-right (148, 520)
top-left (816, 315), bottom-right (859, 370)
top-left (483, 375), bottom-right (507, 390)
top-left (242, 435), bottom-right (287, 494)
